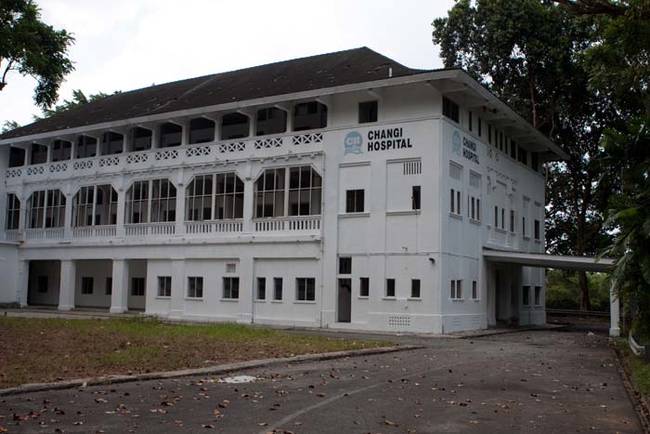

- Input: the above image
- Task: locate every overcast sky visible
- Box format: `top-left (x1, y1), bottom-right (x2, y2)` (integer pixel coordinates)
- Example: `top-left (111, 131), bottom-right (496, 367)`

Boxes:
top-left (1, 0), bottom-right (455, 127)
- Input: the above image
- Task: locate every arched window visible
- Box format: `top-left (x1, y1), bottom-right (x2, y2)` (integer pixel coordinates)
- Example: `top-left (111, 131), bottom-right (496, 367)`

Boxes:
top-left (27, 190), bottom-right (65, 228)
top-left (189, 118), bottom-right (215, 144)
top-left (73, 185), bottom-right (117, 226)
top-left (221, 113), bottom-right (249, 140)
top-left (101, 132), bottom-right (123, 155)
top-left (254, 168), bottom-right (285, 218)
top-left (256, 108), bottom-right (287, 136)
top-left (159, 123), bottom-right (182, 148)
top-left (5, 194), bottom-right (20, 230)
top-left (76, 135), bottom-right (97, 158)
top-left (293, 102), bottom-right (327, 131)
top-left (52, 140), bottom-right (72, 161)
top-left (288, 166), bottom-right (321, 216)
top-left (185, 173), bottom-right (244, 221)
top-left (126, 179), bottom-right (176, 224)
top-left (130, 127), bottom-right (152, 152)
top-left (30, 143), bottom-right (47, 164)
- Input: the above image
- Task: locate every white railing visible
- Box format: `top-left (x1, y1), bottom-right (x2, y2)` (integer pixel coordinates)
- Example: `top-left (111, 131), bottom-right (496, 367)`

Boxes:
top-left (125, 222), bottom-right (176, 237)
top-left (254, 216), bottom-right (321, 232)
top-left (72, 225), bottom-right (117, 238)
top-left (185, 220), bottom-right (243, 234)
top-left (24, 227), bottom-right (65, 240)
top-left (5, 230), bottom-right (20, 241)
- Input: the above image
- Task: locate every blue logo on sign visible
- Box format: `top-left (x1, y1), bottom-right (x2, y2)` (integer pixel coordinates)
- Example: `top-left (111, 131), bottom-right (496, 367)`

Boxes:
top-left (344, 131), bottom-right (363, 155)
top-left (452, 130), bottom-right (461, 156)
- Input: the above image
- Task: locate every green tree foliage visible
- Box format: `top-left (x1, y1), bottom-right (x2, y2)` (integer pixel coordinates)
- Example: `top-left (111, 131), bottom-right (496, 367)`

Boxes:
top-left (432, 0), bottom-right (618, 310)
top-left (36, 89), bottom-right (116, 119)
top-left (0, 0), bottom-right (74, 109)
top-left (1, 120), bottom-right (20, 133)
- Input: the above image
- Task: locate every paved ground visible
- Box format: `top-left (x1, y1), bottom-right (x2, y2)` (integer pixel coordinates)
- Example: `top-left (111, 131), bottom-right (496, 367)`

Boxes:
top-left (0, 329), bottom-right (641, 433)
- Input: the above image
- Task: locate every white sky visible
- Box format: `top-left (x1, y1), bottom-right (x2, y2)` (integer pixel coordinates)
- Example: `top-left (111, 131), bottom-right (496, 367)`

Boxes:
top-left (1, 0), bottom-right (454, 127)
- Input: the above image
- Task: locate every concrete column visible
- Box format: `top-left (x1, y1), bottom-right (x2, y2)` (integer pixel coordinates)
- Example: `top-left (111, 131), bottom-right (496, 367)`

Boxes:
top-left (168, 259), bottom-right (185, 319)
top-left (18, 192), bottom-right (27, 234)
top-left (238, 255), bottom-right (253, 324)
top-left (58, 259), bottom-right (76, 311)
top-left (17, 260), bottom-right (29, 307)
top-left (174, 170), bottom-right (186, 236)
top-left (181, 120), bottom-right (190, 146)
top-left (610, 282), bottom-right (621, 337)
top-left (110, 259), bottom-right (129, 313)
top-left (242, 179), bottom-right (254, 233)
top-left (63, 192), bottom-right (73, 239)
top-left (115, 185), bottom-right (126, 237)
top-left (151, 126), bottom-right (159, 149)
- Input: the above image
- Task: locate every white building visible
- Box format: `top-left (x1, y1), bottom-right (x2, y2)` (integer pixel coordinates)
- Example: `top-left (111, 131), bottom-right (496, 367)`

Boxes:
top-left (0, 47), bottom-right (569, 333)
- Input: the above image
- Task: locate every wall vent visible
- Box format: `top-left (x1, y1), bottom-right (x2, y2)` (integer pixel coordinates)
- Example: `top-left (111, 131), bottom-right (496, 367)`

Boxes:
top-left (388, 315), bottom-right (411, 327)
top-left (403, 160), bottom-right (422, 175)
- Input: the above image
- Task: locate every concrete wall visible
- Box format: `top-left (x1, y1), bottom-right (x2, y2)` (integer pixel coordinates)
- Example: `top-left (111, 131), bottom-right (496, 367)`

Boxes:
top-left (75, 260), bottom-right (112, 308)
top-left (27, 260), bottom-right (60, 306)
top-left (0, 243), bottom-right (18, 304)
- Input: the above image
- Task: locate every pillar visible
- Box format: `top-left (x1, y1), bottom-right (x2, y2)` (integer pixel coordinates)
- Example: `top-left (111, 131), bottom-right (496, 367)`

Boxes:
top-left (174, 170), bottom-right (186, 236)
top-left (115, 184), bottom-right (126, 237)
top-left (110, 259), bottom-right (129, 313)
top-left (168, 259), bottom-right (185, 319)
top-left (238, 255), bottom-right (253, 324)
top-left (610, 282), bottom-right (621, 337)
top-left (58, 259), bottom-right (76, 311)
top-left (17, 260), bottom-right (29, 307)
top-left (242, 163), bottom-right (254, 233)
top-left (63, 191), bottom-right (73, 239)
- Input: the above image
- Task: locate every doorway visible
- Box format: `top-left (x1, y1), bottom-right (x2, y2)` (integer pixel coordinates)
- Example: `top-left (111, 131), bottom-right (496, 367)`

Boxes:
top-left (337, 278), bottom-right (351, 323)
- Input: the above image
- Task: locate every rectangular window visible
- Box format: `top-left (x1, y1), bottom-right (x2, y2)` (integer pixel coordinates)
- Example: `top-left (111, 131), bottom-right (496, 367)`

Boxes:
top-left (411, 279), bottom-right (421, 299)
top-left (478, 117), bottom-right (482, 137)
top-left (522, 216), bottom-right (527, 237)
top-left (386, 278), bottom-right (396, 297)
top-left (223, 277), bottom-right (239, 299)
top-left (534, 286), bottom-right (542, 305)
top-left (501, 208), bottom-right (505, 230)
top-left (5, 194), bottom-right (20, 230)
top-left (360, 277), bottom-right (369, 297)
top-left (187, 276), bottom-right (203, 299)
top-left (522, 285), bottom-right (530, 306)
top-left (81, 277), bottom-right (93, 295)
top-left (476, 198), bottom-right (481, 221)
top-left (472, 280), bottom-right (478, 300)
top-left (450, 189), bottom-right (461, 215)
top-left (131, 277), bottom-right (145, 296)
top-left (339, 257), bottom-right (352, 274)
top-left (442, 97), bottom-right (459, 123)
top-left (358, 101), bottom-right (378, 123)
top-left (510, 210), bottom-right (516, 233)
top-left (158, 276), bottom-right (171, 297)
top-left (345, 189), bottom-right (365, 213)
top-left (468, 111), bottom-right (473, 132)
top-left (296, 277), bottom-right (315, 301)
top-left (494, 206), bottom-right (499, 228)
top-left (412, 186), bottom-right (421, 210)
top-left (37, 275), bottom-right (48, 293)
top-left (451, 279), bottom-right (463, 299)
top-left (105, 277), bottom-right (112, 296)
top-left (534, 219), bottom-right (541, 240)
top-left (256, 277), bottom-right (266, 300)
top-left (273, 277), bottom-right (283, 301)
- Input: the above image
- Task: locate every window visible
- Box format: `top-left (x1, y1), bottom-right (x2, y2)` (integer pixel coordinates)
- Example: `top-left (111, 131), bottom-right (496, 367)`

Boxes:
top-left (510, 140), bottom-right (517, 159)
top-left (187, 276), bottom-right (203, 298)
top-left (131, 127), bottom-right (152, 152)
top-left (37, 276), bottom-right (48, 293)
top-left (494, 206), bottom-right (499, 228)
top-left (385, 278), bottom-right (395, 297)
top-left (412, 186), bottom-right (421, 210)
top-left (158, 276), bottom-right (171, 297)
top-left (518, 146), bottom-right (528, 165)
top-left (411, 279), bottom-right (421, 299)
top-left (5, 194), bottom-right (20, 230)
top-left (256, 107), bottom-right (287, 136)
top-left (358, 101), bottom-right (378, 123)
top-left (469, 196), bottom-right (480, 221)
top-left (126, 179), bottom-right (176, 224)
top-left (442, 97), bottom-right (459, 123)
top-left (451, 279), bottom-right (463, 299)
top-left (293, 101), bottom-right (328, 131)
top-left (106, 277), bottom-right (112, 295)
top-left (531, 152), bottom-right (540, 171)
top-left (254, 168), bottom-right (285, 218)
top-left (510, 210), bottom-right (516, 233)
top-left (534, 286), bottom-right (542, 305)
top-left (522, 286), bottom-right (530, 306)
top-left (257, 277), bottom-right (266, 300)
top-left (159, 123), bottom-right (182, 148)
top-left (472, 280), bottom-right (478, 300)
top-left (76, 135), bottom-right (97, 159)
top-left (189, 117), bottom-right (215, 144)
top-left (185, 175), bottom-right (212, 221)
top-left (101, 132), bottom-right (123, 155)
top-left (534, 219), bottom-right (541, 240)
top-left (450, 189), bottom-right (461, 215)
top-left (221, 113), bottom-right (249, 140)
top-left (360, 277), bottom-right (369, 297)
top-left (131, 277), bottom-right (145, 296)
top-left (186, 173), bottom-right (245, 221)
top-left (52, 140), bottom-right (72, 162)
top-left (296, 277), bottom-right (315, 301)
top-left (30, 143), bottom-right (47, 164)
top-left (478, 118), bottom-right (482, 137)
top-left (501, 208), bottom-right (506, 230)
top-left (345, 189), bottom-right (365, 213)
top-left (226, 263), bottom-right (237, 273)
top-left (288, 166), bottom-right (322, 216)
top-left (9, 147), bottom-right (25, 167)
top-left (522, 216), bottom-right (527, 237)
top-left (468, 111), bottom-right (473, 132)
top-left (273, 277), bottom-right (283, 301)
top-left (27, 190), bottom-right (65, 229)
top-left (81, 277), bottom-right (94, 295)
top-left (339, 257), bottom-right (351, 275)
top-left (223, 277), bottom-right (239, 299)
top-left (73, 185), bottom-right (118, 227)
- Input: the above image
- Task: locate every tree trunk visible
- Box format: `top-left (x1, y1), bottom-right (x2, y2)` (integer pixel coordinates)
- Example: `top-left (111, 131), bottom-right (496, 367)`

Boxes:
top-left (578, 271), bottom-right (591, 311)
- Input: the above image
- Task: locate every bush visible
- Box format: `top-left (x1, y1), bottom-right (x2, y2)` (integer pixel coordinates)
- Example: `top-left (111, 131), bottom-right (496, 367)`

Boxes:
top-left (546, 270), bottom-right (610, 311)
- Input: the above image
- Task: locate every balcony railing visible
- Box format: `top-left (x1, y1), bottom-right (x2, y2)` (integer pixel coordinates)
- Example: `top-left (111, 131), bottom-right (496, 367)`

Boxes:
top-left (185, 220), bottom-right (243, 234)
top-left (72, 225), bottom-right (117, 238)
top-left (24, 227), bottom-right (65, 240)
top-left (254, 216), bottom-right (321, 232)
top-left (125, 222), bottom-right (176, 237)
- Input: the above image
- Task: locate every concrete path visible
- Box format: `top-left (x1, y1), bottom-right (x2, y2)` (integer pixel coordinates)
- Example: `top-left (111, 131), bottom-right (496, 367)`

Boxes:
top-left (0, 330), bottom-right (641, 433)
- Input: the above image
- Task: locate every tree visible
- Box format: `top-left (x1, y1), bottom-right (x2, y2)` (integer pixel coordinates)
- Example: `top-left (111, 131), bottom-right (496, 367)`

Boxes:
top-left (432, 0), bottom-right (618, 310)
top-left (1, 120), bottom-right (20, 133)
top-left (0, 0), bottom-right (75, 109)
top-left (36, 89), bottom-right (116, 119)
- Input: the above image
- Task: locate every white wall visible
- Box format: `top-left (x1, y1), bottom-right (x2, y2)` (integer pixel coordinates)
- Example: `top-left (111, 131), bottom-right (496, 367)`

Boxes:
top-left (0, 243), bottom-right (18, 304)
top-left (74, 260), bottom-right (112, 308)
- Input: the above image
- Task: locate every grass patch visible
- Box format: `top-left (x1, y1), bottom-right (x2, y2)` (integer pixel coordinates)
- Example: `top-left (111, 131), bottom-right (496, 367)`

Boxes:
top-left (0, 317), bottom-right (388, 389)
top-left (615, 339), bottom-right (650, 398)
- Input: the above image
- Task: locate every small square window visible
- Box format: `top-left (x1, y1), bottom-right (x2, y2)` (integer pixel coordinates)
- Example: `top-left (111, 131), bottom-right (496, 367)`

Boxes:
top-left (81, 277), bottom-right (94, 295)
top-left (105, 277), bottom-right (112, 296)
top-left (360, 277), bottom-right (369, 297)
top-left (131, 277), bottom-right (145, 296)
top-left (339, 257), bottom-right (352, 275)
top-left (273, 277), bottom-right (283, 301)
top-left (346, 189), bottom-right (365, 213)
top-left (158, 276), bottom-right (171, 297)
top-left (412, 186), bottom-right (421, 210)
top-left (257, 277), bottom-right (266, 300)
top-left (386, 278), bottom-right (395, 298)
top-left (411, 279), bottom-right (421, 298)
top-left (187, 276), bottom-right (203, 298)
top-left (226, 263), bottom-right (237, 273)
top-left (296, 277), bottom-right (315, 301)
top-left (223, 277), bottom-right (239, 299)
top-left (358, 101), bottom-right (378, 123)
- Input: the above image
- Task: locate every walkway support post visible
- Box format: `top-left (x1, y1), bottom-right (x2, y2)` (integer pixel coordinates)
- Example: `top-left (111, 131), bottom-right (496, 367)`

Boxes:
top-left (610, 281), bottom-right (621, 337)
top-left (58, 260), bottom-right (76, 311)
top-left (110, 259), bottom-right (129, 313)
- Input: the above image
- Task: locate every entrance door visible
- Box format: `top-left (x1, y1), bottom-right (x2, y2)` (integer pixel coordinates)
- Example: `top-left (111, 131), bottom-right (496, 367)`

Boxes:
top-left (337, 279), bottom-right (351, 323)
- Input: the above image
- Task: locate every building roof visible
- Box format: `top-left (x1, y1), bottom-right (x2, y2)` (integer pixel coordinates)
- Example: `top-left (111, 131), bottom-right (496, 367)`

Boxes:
top-left (0, 47), bottom-right (425, 140)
